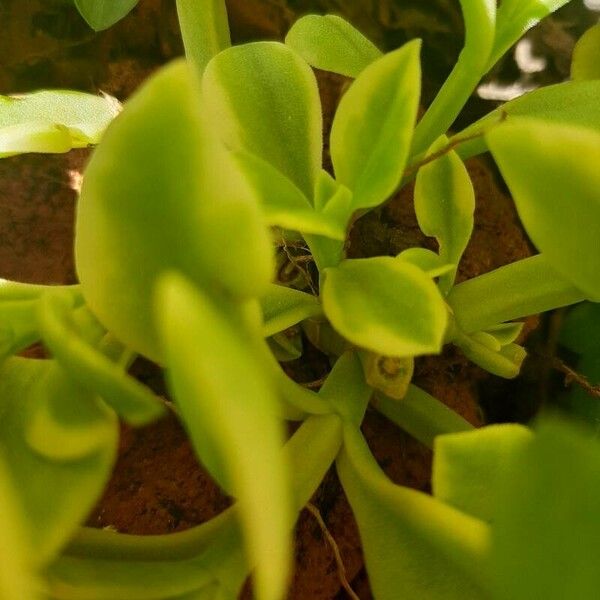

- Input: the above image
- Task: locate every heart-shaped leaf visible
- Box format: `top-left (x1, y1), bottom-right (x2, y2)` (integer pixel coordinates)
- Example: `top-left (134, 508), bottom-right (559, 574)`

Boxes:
top-left (322, 257), bottom-right (448, 357)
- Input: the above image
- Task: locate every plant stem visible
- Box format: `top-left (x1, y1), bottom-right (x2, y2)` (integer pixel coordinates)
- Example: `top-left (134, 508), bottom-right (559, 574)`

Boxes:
top-left (448, 255), bottom-right (585, 334)
top-left (176, 0), bottom-right (231, 75)
top-left (372, 386), bottom-right (474, 449)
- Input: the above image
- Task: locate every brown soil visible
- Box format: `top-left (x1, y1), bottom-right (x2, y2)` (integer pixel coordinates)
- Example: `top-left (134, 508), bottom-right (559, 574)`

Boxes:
top-left (0, 3), bottom-right (540, 598)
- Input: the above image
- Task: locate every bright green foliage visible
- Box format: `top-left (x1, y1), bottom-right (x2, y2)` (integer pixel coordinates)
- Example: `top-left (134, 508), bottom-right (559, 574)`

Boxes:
top-left (76, 60), bottom-right (272, 362)
top-left (490, 0), bottom-right (572, 69)
top-left (74, 0), bottom-right (139, 31)
top-left (0, 91), bottom-right (119, 158)
top-left (415, 137), bottom-right (475, 294)
top-left (330, 40), bottom-right (421, 211)
top-left (285, 15), bottom-right (382, 78)
top-left (0, 358), bottom-right (117, 567)
top-left (572, 23), bottom-right (600, 81)
top-left (396, 248), bottom-right (454, 279)
top-left (338, 428), bottom-right (489, 600)
top-left (321, 258), bottom-right (448, 357)
top-left (454, 80), bottom-right (600, 160)
top-left (154, 274), bottom-right (291, 600)
top-left (433, 425), bottom-right (533, 523)
top-left (492, 418), bottom-right (600, 600)
top-left (261, 284), bottom-right (322, 337)
top-left (203, 42), bottom-right (322, 197)
top-left (487, 119), bottom-right (600, 301)
top-left (0, 301), bottom-right (40, 362)
top-left (483, 322), bottom-right (524, 347)
top-left (0, 455), bottom-right (37, 600)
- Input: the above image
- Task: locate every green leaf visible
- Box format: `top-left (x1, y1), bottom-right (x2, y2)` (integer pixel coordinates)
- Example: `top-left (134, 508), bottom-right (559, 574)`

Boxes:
top-left (572, 23), bottom-right (600, 81)
top-left (203, 42), bottom-right (322, 197)
top-left (492, 417), bottom-right (600, 600)
top-left (155, 273), bottom-right (291, 600)
top-left (37, 291), bottom-right (165, 426)
top-left (261, 284), bottom-right (322, 337)
top-left (486, 119), bottom-right (600, 301)
top-left (321, 257), bottom-right (448, 357)
top-left (330, 40), bottom-right (421, 211)
top-left (285, 14), bottom-right (382, 78)
top-left (397, 248), bottom-right (454, 279)
top-left (489, 0), bottom-right (572, 69)
top-left (483, 322), bottom-right (524, 347)
top-left (560, 302), bottom-right (600, 355)
top-left (74, 0), bottom-right (139, 31)
top-left (232, 151), bottom-right (345, 240)
top-left (337, 427), bottom-right (489, 600)
top-left (0, 453), bottom-right (38, 600)
top-left (433, 424), bottom-right (533, 523)
top-left (414, 137), bottom-right (475, 294)
top-left (454, 80), bottom-right (600, 160)
top-left (0, 300), bottom-right (40, 362)
top-left (0, 357), bottom-right (117, 567)
top-left (0, 91), bottom-right (119, 157)
top-left (76, 60), bottom-right (272, 361)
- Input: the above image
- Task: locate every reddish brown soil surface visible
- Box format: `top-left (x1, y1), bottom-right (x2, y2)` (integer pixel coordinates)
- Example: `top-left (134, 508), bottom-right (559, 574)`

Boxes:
top-left (1, 3), bottom-right (538, 598)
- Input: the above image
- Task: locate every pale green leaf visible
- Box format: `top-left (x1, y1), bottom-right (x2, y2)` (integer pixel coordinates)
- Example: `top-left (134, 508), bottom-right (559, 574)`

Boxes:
top-left (0, 91), bottom-right (119, 157)
top-left (261, 284), bottom-right (322, 337)
top-left (487, 119), bottom-right (600, 301)
top-left (203, 42), bottom-right (322, 196)
top-left (0, 357), bottom-right (117, 567)
top-left (415, 137), bottom-right (475, 294)
top-left (330, 40), bottom-right (421, 211)
top-left (155, 274), bottom-right (291, 600)
top-left (397, 248), bottom-right (454, 279)
top-left (76, 60), bottom-right (272, 362)
top-left (338, 427), bottom-right (489, 600)
top-left (321, 257), bottom-right (448, 357)
top-left (483, 322), bottom-right (524, 346)
top-left (492, 417), bottom-right (600, 600)
top-left (572, 23), bottom-right (600, 81)
top-left (285, 14), bottom-right (382, 78)
top-left (489, 0), bottom-right (572, 69)
top-left (454, 80), bottom-right (600, 160)
top-left (433, 424), bottom-right (533, 523)
top-left (0, 300), bottom-right (40, 362)
top-left (74, 0), bottom-right (139, 31)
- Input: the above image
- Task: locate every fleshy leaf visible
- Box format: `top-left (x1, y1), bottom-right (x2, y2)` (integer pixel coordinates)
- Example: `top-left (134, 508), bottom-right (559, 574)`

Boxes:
top-left (0, 300), bottom-right (40, 362)
top-left (203, 42), bottom-right (322, 197)
top-left (285, 14), bottom-right (382, 78)
top-left (483, 322), bottom-right (524, 347)
top-left (487, 119), bottom-right (600, 301)
top-left (454, 80), bottom-right (600, 160)
top-left (330, 40), bottom-right (421, 211)
top-left (414, 137), bottom-right (475, 294)
top-left (489, 0), bottom-right (572, 69)
top-left (492, 417), bottom-right (600, 600)
top-left (261, 284), bottom-right (322, 337)
top-left (0, 91), bottom-right (119, 157)
top-left (433, 424), bottom-right (533, 523)
top-left (397, 248), bottom-right (454, 279)
top-left (338, 427), bottom-right (489, 600)
top-left (321, 257), bottom-right (448, 357)
top-left (155, 274), bottom-right (291, 600)
top-left (0, 357), bottom-right (117, 567)
top-left (74, 0), bottom-right (139, 31)
top-left (572, 23), bottom-right (600, 81)
top-left (76, 60), bottom-right (272, 361)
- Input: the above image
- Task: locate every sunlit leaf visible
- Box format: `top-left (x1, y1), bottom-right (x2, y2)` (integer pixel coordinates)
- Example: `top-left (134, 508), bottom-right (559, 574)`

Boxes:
top-left (415, 137), bottom-right (475, 294)
top-left (155, 273), bottom-right (291, 600)
top-left (572, 23), bottom-right (600, 81)
top-left (322, 257), bottom-right (448, 357)
top-left (261, 284), bottom-right (322, 337)
top-left (203, 42), bottom-right (322, 196)
top-left (487, 119), bottom-right (600, 301)
top-left (330, 40), bottom-right (421, 211)
top-left (76, 60), bottom-right (272, 361)
top-left (0, 91), bottom-right (119, 157)
top-left (397, 248), bottom-right (454, 279)
top-left (433, 425), bottom-right (533, 523)
top-left (74, 0), bottom-right (139, 31)
top-left (0, 357), bottom-right (117, 567)
top-left (285, 14), bottom-right (382, 78)
top-left (338, 427), bottom-right (489, 600)
top-left (492, 417), bottom-right (600, 600)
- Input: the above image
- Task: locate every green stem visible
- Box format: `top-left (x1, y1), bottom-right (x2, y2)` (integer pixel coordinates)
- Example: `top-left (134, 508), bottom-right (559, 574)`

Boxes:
top-left (372, 385), bottom-right (474, 449)
top-left (448, 254), bottom-right (585, 334)
top-left (176, 0), bottom-right (231, 75)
